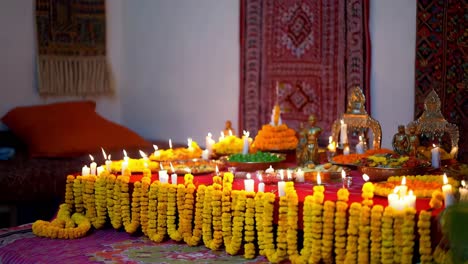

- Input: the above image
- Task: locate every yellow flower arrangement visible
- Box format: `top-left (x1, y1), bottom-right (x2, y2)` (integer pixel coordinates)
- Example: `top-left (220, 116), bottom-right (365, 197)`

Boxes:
top-left (202, 184), bottom-right (223, 251)
top-left (357, 204), bottom-right (371, 263)
top-left (393, 210), bottom-right (404, 263)
top-left (362, 181), bottom-right (375, 207)
top-left (381, 206), bottom-right (394, 264)
top-left (32, 204), bottom-right (91, 239)
top-left (429, 190), bottom-right (444, 209)
top-left (263, 192), bottom-right (288, 263)
top-left (212, 135), bottom-right (244, 155)
top-left (334, 188), bottom-right (349, 264)
top-left (73, 175), bottom-right (84, 214)
top-left (309, 185), bottom-right (325, 264)
top-left (184, 184), bottom-right (205, 246)
top-left (374, 175), bottom-right (459, 198)
top-left (321, 200), bottom-right (335, 264)
top-left (149, 140), bottom-right (203, 161)
top-left (65, 175), bottom-right (75, 211)
top-left (254, 192), bottom-right (266, 256)
top-left (167, 183), bottom-right (186, 241)
top-left (401, 207), bottom-right (416, 264)
top-left (94, 173), bottom-right (108, 229)
top-left (244, 192), bottom-right (256, 259)
top-left (370, 205), bottom-right (383, 263)
top-left (225, 190), bottom-right (246, 255)
top-left (147, 181), bottom-right (168, 242)
top-left (344, 202), bottom-right (361, 263)
top-left (417, 210), bottom-right (432, 264)
top-left (221, 173), bottom-right (234, 254)
top-left (252, 123), bottom-right (298, 151)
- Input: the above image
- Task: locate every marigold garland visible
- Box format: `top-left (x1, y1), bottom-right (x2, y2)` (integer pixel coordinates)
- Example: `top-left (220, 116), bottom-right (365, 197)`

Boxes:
top-left (286, 186), bottom-right (299, 263)
top-left (381, 206), bottom-right (394, 264)
top-left (225, 190), bottom-right (246, 255)
top-left (83, 175), bottom-right (98, 227)
top-left (244, 192), bottom-right (256, 259)
top-left (184, 184), bottom-right (205, 246)
top-left (65, 175), bottom-right (75, 211)
top-left (221, 173), bottom-right (234, 252)
top-left (263, 192), bottom-right (288, 263)
top-left (362, 181), bottom-right (374, 207)
top-left (124, 179), bottom-right (141, 234)
top-left (344, 202), bottom-right (361, 263)
top-left (334, 188), bottom-right (349, 264)
top-left (370, 205), bottom-right (383, 264)
top-left (300, 196), bottom-right (315, 263)
top-left (202, 183), bottom-right (223, 251)
top-left (73, 176), bottom-right (84, 214)
top-left (401, 207), bottom-right (416, 264)
top-left (309, 184), bottom-right (324, 264)
top-left (321, 200), bottom-right (335, 264)
top-left (393, 210), bottom-right (404, 263)
top-left (358, 204), bottom-right (371, 264)
top-left (166, 183), bottom-right (186, 241)
top-left (105, 174), bottom-right (116, 224)
top-left (255, 192), bottom-right (266, 256)
top-left (139, 170), bottom-right (151, 234)
top-left (110, 175), bottom-right (123, 229)
top-left (417, 210), bottom-right (432, 264)
top-left (94, 173), bottom-right (108, 229)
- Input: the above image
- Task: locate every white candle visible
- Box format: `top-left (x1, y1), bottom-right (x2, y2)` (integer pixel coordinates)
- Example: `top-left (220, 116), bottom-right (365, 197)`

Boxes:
top-left (139, 150), bottom-right (148, 167)
top-left (442, 173), bottom-right (455, 207)
top-left (286, 169), bottom-right (293, 181)
top-left (431, 144), bottom-right (441, 168)
top-left (205, 133), bottom-right (215, 156)
top-left (202, 149), bottom-right (209, 160)
top-left (122, 150), bottom-right (129, 175)
top-left (278, 173), bottom-right (286, 197)
top-left (82, 165), bottom-right (90, 176)
top-left (459, 180), bottom-right (468, 202)
top-left (219, 131), bottom-right (225, 142)
top-left (244, 173), bottom-right (255, 192)
top-left (89, 155), bottom-right (97, 175)
top-left (316, 172), bottom-right (322, 185)
top-left (105, 155), bottom-right (112, 172)
top-left (159, 163), bottom-right (168, 183)
top-left (406, 190), bottom-right (416, 209)
top-left (343, 146), bottom-right (350, 155)
top-left (387, 191), bottom-right (398, 208)
top-left (242, 130), bottom-right (250, 155)
top-left (170, 162), bottom-right (177, 185)
top-left (97, 166), bottom-right (105, 176)
top-left (340, 119), bottom-right (348, 145)
top-left (169, 139), bottom-right (173, 149)
top-left (257, 173), bottom-right (265, 192)
top-left (295, 168), bottom-right (305, 183)
top-left (153, 144), bottom-right (161, 159)
top-left (356, 136), bottom-right (364, 154)
top-left (341, 169), bottom-right (346, 188)
top-left (187, 138), bottom-right (193, 151)
top-left (266, 165), bottom-right (275, 174)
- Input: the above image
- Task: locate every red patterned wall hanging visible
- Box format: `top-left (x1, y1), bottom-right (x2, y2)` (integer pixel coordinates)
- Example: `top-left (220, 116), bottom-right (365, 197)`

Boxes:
top-left (239, 0), bottom-right (371, 141)
top-left (414, 0), bottom-right (467, 161)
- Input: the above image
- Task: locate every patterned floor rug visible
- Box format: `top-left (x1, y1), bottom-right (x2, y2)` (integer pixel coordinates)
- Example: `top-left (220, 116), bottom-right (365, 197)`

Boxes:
top-left (0, 224), bottom-right (272, 264)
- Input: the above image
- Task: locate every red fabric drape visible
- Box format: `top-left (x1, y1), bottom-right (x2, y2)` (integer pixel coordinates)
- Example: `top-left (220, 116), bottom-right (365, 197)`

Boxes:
top-left (239, 0), bottom-right (371, 140)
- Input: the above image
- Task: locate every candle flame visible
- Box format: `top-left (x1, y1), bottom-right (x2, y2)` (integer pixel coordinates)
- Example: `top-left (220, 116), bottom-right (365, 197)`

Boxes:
top-left (408, 190), bottom-right (414, 196)
top-left (153, 144), bottom-right (159, 151)
top-left (101, 148), bottom-right (107, 160)
top-left (433, 144), bottom-right (436, 148)
top-left (89, 154), bottom-right (94, 161)
top-left (220, 131), bottom-right (225, 138)
top-left (187, 138), bottom-right (193, 148)
top-left (160, 162), bottom-right (164, 171)
top-left (170, 162), bottom-right (175, 173)
top-left (208, 132), bottom-right (212, 138)
top-left (108, 154), bottom-right (111, 160)
top-left (443, 173), bottom-right (448, 185)
top-left (363, 174), bottom-right (369, 182)
top-left (228, 130), bottom-right (233, 136)
top-left (185, 167), bottom-right (191, 174)
top-left (402, 176), bottom-right (406, 185)
top-left (341, 169), bottom-right (346, 180)
top-left (169, 139), bottom-right (173, 149)
top-left (393, 187), bottom-right (399, 194)
top-left (329, 136), bottom-right (332, 144)
top-left (123, 150), bottom-right (128, 157)
top-left (215, 165), bottom-right (219, 174)
top-left (462, 180), bottom-right (466, 188)
top-left (359, 135), bottom-right (363, 142)
top-left (340, 119), bottom-right (344, 125)
top-left (317, 172), bottom-right (322, 185)
top-left (139, 150), bottom-right (147, 159)
top-left (258, 173), bottom-right (263, 182)
top-left (246, 173), bottom-right (251, 180)
top-left (243, 130), bottom-right (250, 137)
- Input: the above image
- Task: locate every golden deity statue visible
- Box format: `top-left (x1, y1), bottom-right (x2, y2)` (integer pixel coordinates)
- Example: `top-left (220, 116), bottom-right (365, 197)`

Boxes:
top-left (223, 120), bottom-right (235, 136)
top-left (297, 115), bottom-right (322, 166)
top-left (392, 125), bottom-right (410, 155)
top-left (407, 124), bottom-right (420, 157)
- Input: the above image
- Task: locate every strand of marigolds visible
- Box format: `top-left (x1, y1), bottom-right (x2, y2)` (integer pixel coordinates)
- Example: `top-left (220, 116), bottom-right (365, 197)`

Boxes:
top-left (73, 175), bottom-right (84, 214)
top-left (65, 175), bottom-right (75, 211)
top-left (222, 172), bottom-right (234, 252)
top-left (381, 206), bottom-right (394, 264)
top-left (106, 174), bottom-right (116, 226)
top-left (344, 202), bottom-right (361, 263)
top-left (362, 179), bottom-right (374, 207)
top-left (358, 203), bottom-right (371, 264)
top-left (166, 183), bottom-right (186, 241)
top-left (32, 204), bottom-right (91, 239)
top-left (177, 174), bottom-right (195, 240)
top-left (334, 188), bottom-right (349, 264)
top-left (417, 210), bottom-right (432, 264)
top-left (83, 175), bottom-right (98, 227)
top-left (118, 174), bottom-right (132, 231)
top-left (93, 171), bottom-right (108, 229)
top-left (298, 195), bottom-right (314, 263)
top-left (144, 181), bottom-right (159, 239)
top-left (202, 175), bottom-right (223, 250)
top-left (401, 207), bottom-right (416, 264)
top-left (309, 183), bottom-right (325, 264)
top-left (225, 190), bottom-right (246, 255)
top-left (139, 168), bottom-right (151, 235)
top-left (286, 186), bottom-right (300, 263)
top-left (254, 192), bottom-right (265, 256)
top-left (393, 209), bottom-right (404, 263)
top-left (370, 205), bottom-right (384, 264)
top-left (110, 174), bottom-right (123, 229)
top-left (184, 183), bottom-right (205, 246)
top-left (244, 192), bottom-right (256, 259)
top-left (147, 181), bottom-right (169, 242)
top-left (124, 178), bottom-right (141, 234)
top-left (321, 200), bottom-right (335, 264)
top-left (262, 191), bottom-right (288, 263)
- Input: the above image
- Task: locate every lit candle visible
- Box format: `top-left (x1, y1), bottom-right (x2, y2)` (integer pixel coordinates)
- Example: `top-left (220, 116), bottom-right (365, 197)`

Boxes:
top-left (266, 165), bottom-right (275, 174)
top-left (102, 148), bottom-right (112, 172)
top-left (205, 133), bottom-right (215, 156)
top-left (242, 130), bottom-right (250, 155)
top-left (215, 165), bottom-right (220, 176)
top-left (316, 172), bottom-right (322, 185)
top-left (431, 144), bottom-right (441, 168)
top-left (153, 144), bottom-right (161, 159)
top-left (218, 131), bottom-right (225, 142)
top-left (170, 162), bottom-right (178, 185)
top-left (202, 149), bottom-right (209, 160)
top-left (159, 163), bottom-right (168, 183)
top-left (82, 165), bottom-right (90, 176)
top-left (286, 169), bottom-right (293, 181)
top-left (258, 173), bottom-right (265, 192)
top-left (278, 172), bottom-right (286, 197)
top-left (122, 150), bottom-right (129, 175)
top-left (97, 166), bottom-right (105, 176)
top-left (89, 155), bottom-right (97, 175)
top-left (340, 119), bottom-right (348, 146)
top-left (459, 180), bottom-right (468, 202)
top-left (341, 169), bottom-right (346, 188)
top-left (361, 174), bottom-right (374, 206)
top-left (442, 173), bottom-right (455, 207)
top-left (327, 136), bottom-right (336, 152)
top-left (405, 190), bottom-right (416, 209)
top-left (387, 189), bottom-right (398, 209)
top-left (343, 146), bottom-right (350, 155)
top-left (295, 168), bottom-right (304, 183)
top-left (356, 136), bottom-right (365, 154)
top-left (399, 176), bottom-right (408, 197)
top-left (139, 150), bottom-right (148, 167)
top-left (187, 138), bottom-right (193, 151)
top-left (244, 173), bottom-right (255, 192)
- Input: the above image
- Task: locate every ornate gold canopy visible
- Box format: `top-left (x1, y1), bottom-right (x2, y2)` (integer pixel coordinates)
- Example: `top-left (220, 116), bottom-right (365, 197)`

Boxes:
top-left (331, 86), bottom-right (382, 149)
top-left (407, 90), bottom-right (459, 151)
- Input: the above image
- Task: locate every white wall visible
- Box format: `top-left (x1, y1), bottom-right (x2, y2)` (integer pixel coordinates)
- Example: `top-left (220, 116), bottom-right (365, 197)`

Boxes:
top-left (122, 0), bottom-right (239, 146)
top-left (0, 0), bottom-right (416, 150)
top-left (0, 0), bottom-right (124, 128)
top-left (370, 0), bottom-right (417, 149)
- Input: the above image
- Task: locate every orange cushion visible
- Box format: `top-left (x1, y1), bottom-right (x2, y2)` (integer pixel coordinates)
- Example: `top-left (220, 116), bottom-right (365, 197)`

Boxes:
top-left (2, 101), bottom-right (151, 157)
